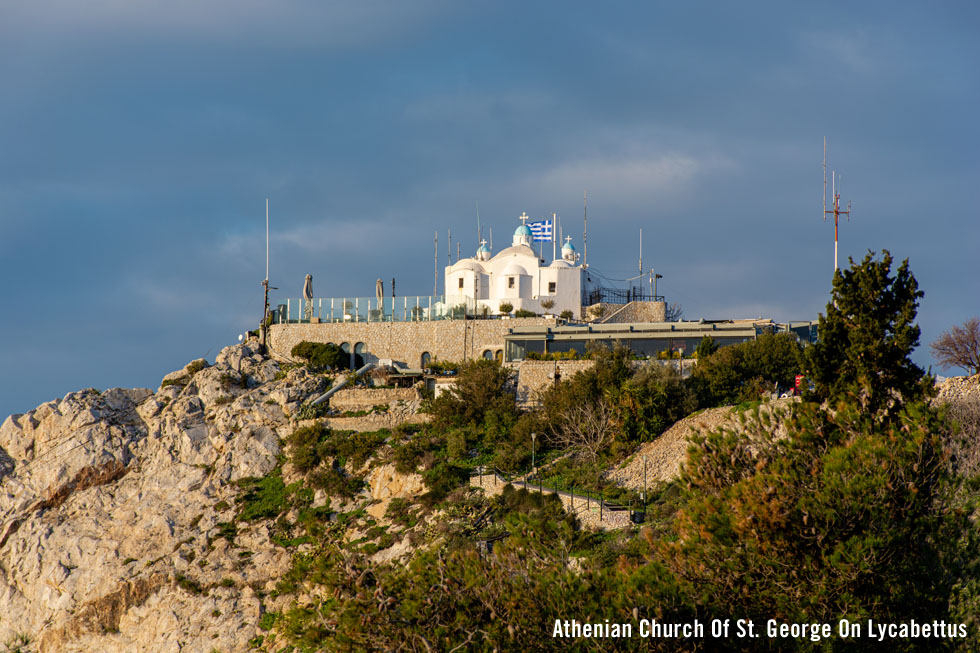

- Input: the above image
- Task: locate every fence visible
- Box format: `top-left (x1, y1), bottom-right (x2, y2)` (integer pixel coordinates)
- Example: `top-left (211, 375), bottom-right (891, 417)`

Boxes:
top-left (585, 287), bottom-right (664, 305)
top-left (272, 295), bottom-right (484, 324)
top-left (470, 466), bottom-right (639, 526)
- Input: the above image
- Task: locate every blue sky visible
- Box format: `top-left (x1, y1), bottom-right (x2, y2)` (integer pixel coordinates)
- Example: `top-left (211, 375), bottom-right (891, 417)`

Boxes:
top-left (1, 1), bottom-right (977, 419)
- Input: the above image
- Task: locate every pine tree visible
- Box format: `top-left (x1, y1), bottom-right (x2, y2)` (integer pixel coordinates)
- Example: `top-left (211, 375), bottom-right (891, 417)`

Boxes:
top-left (804, 249), bottom-right (930, 419)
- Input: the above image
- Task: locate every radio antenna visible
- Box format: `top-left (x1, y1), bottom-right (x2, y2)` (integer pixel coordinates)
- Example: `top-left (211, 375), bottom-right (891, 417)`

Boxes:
top-left (823, 138), bottom-right (853, 272)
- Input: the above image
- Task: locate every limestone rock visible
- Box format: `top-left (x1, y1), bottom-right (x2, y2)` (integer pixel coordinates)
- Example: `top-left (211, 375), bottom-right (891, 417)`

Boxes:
top-left (0, 343), bottom-right (316, 652)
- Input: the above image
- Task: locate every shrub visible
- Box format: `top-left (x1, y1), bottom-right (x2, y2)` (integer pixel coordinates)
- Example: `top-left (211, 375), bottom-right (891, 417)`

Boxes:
top-left (664, 400), bottom-right (973, 627)
top-left (513, 309), bottom-right (537, 318)
top-left (691, 333), bottom-right (803, 407)
top-left (287, 423), bottom-right (331, 472)
top-left (559, 310), bottom-right (574, 320)
top-left (498, 302), bottom-right (513, 315)
top-left (540, 299), bottom-right (555, 311)
top-left (291, 341), bottom-right (348, 371)
top-left (236, 471), bottom-right (288, 522)
top-left (421, 463), bottom-right (469, 505)
top-left (426, 359), bottom-right (517, 429)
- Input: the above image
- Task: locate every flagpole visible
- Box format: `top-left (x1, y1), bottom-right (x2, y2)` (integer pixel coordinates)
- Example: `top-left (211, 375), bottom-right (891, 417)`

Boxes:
top-left (552, 213), bottom-right (557, 261)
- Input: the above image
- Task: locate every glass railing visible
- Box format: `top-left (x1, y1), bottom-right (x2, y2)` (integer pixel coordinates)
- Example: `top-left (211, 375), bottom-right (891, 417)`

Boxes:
top-left (271, 296), bottom-right (485, 323)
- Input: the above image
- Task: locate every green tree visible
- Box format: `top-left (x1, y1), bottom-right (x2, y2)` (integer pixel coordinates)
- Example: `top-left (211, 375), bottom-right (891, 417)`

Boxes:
top-left (426, 358), bottom-right (517, 429)
top-left (291, 341), bottom-right (348, 371)
top-left (690, 333), bottom-right (803, 407)
top-left (694, 335), bottom-right (718, 359)
top-left (663, 400), bottom-right (973, 629)
top-left (804, 250), bottom-right (930, 418)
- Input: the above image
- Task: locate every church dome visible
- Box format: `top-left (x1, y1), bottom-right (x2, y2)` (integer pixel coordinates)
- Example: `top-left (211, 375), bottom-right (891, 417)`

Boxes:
top-left (514, 224), bottom-right (532, 237)
top-left (502, 263), bottom-right (529, 276)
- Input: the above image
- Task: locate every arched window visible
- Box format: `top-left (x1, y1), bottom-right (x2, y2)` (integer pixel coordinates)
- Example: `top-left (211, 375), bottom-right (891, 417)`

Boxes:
top-left (421, 352), bottom-right (431, 368)
top-left (495, 350), bottom-right (503, 362)
top-left (354, 342), bottom-right (366, 355)
top-left (482, 349), bottom-right (493, 360)
top-left (340, 342), bottom-right (351, 354)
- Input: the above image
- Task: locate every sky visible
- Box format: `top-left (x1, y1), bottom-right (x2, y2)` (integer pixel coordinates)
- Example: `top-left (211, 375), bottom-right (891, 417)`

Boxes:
top-left (1, 1), bottom-right (978, 419)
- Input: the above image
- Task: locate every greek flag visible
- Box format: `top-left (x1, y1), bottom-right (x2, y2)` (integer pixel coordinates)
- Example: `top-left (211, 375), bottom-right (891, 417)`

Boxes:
top-left (528, 219), bottom-right (553, 242)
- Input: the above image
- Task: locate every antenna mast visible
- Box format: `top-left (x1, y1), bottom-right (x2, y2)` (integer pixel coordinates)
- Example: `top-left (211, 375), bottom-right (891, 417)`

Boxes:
top-left (823, 138), bottom-right (852, 272)
top-left (434, 231), bottom-right (438, 296)
top-left (260, 198), bottom-right (276, 352)
top-left (583, 190), bottom-right (588, 267)
top-left (638, 227), bottom-right (643, 275)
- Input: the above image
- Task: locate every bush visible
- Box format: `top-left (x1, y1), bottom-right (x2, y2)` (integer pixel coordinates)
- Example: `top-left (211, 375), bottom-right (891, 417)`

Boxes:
top-left (664, 400), bottom-right (973, 627)
top-left (236, 470), bottom-right (288, 522)
top-left (498, 302), bottom-right (513, 315)
top-left (287, 423), bottom-right (331, 472)
top-left (513, 309), bottom-right (537, 318)
top-left (421, 463), bottom-right (470, 505)
top-left (308, 463), bottom-right (363, 498)
top-left (559, 310), bottom-right (574, 320)
top-left (291, 341), bottom-right (348, 371)
top-left (427, 359), bottom-right (517, 429)
top-left (691, 333), bottom-right (803, 407)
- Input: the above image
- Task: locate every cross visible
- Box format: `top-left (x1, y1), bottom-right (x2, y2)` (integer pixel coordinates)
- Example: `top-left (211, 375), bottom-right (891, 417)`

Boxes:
top-left (519, 211), bottom-right (529, 225)
top-left (480, 238), bottom-right (488, 247)
top-left (565, 235), bottom-right (572, 244)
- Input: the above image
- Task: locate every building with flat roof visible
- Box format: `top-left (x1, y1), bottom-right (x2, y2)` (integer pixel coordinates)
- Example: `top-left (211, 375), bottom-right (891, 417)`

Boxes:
top-left (503, 319), bottom-right (818, 362)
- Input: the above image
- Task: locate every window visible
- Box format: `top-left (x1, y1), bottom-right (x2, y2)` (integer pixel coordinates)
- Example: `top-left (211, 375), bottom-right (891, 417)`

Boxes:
top-left (508, 277), bottom-right (515, 288)
top-left (494, 350), bottom-right (503, 362)
top-left (458, 277), bottom-right (464, 289)
top-left (421, 352), bottom-right (431, 368)
top-left (482, 349), bottom-right (493, 360)
top-left (548, 281), bottom-right (556, 293)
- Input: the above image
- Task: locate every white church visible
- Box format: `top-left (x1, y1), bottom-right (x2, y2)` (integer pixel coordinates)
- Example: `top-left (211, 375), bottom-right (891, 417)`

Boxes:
top-left (444, 213), bottom-right (588, 317)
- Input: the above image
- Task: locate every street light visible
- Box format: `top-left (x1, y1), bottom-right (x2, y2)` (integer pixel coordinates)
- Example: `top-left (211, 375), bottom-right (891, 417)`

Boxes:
top-left (531, 432), bottom-right (537, 475)
top-left (642, 455), bottom-right (648, 509)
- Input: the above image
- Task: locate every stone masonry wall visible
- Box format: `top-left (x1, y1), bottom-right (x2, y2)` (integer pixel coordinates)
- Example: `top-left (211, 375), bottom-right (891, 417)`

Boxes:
top-left (269, 318), bottom-right (555, 368)
top-left (596, 301), bottom-right (667, 324)
top-left (329, 388), bottom-right (419, 410)
top-left (510, 360), bottom-right (596, 404)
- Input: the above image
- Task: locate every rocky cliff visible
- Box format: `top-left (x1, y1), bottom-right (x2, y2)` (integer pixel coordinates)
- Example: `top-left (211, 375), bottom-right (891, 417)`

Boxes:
top-left (0, 343), bottom-right (327, 652)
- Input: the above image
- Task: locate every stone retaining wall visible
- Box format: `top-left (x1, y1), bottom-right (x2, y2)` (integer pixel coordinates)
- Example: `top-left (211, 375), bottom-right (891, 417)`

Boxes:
top-left (269, 318), bottom-right (555, 368)
top-left (329, 388), bottom-right (419, 410)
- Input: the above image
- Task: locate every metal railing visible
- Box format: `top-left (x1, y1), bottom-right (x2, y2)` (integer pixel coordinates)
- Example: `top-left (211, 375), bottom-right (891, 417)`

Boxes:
top-left (585, 287), bottom-right (664, 305)
top-left (272, 295), bottom-right (485, 324)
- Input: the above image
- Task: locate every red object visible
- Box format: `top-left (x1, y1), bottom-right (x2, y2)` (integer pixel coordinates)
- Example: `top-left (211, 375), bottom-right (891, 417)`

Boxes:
top-left (795, 375), bottom-right (805, 391)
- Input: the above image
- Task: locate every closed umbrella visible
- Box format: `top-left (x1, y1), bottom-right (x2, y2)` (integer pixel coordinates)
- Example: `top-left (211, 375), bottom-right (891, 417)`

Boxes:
top-left (303, 274), bottom-right (313, 320)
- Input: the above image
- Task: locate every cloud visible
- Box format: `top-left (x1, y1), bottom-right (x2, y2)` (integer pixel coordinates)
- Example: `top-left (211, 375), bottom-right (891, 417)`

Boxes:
top-left (524, 153), bottom-right (731, 213)
top-left (802, 29), bottom-right (879, 75)
top-left (0, 0), bottom-right (454, 49)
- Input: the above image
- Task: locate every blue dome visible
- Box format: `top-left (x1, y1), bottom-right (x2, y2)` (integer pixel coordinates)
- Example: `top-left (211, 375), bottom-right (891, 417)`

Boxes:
top-left (515, 224), bottom-right (532, 237)
top-left (562, 240), bottom-right (576, 251)
top-left (478, 243), bottom-right (490, 253)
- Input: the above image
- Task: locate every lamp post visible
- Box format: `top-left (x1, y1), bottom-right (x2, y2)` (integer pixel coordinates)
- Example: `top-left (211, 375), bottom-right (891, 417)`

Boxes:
top-left (642, 455), bottom-right (648, 509)
top-left (531, 432), bottom-right (537, 476)
top-left (654, 274), bottom-right (663, 300)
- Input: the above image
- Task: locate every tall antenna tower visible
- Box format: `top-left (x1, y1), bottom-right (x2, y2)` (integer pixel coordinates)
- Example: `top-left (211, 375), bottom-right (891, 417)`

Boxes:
top-left (583, 190), bottom-right (588, 267)
top-left (433, 231), bottom-right (438, 296)
top-left (823, 137), bottom-right (852, 272)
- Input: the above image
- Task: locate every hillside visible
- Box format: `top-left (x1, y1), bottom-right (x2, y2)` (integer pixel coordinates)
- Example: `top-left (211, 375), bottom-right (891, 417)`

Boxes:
top-left (2, 338), bottom-right (978, 651)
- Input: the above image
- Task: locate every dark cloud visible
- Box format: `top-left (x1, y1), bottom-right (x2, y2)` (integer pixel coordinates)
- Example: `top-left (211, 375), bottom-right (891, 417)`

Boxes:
top-left (1, 1), bottom-right (977, 418)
